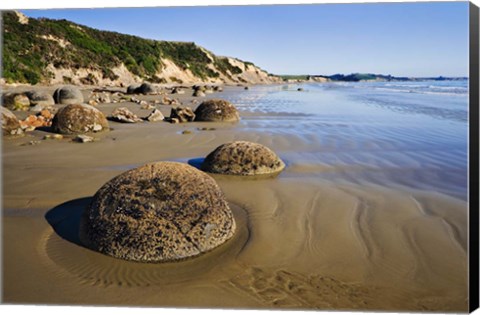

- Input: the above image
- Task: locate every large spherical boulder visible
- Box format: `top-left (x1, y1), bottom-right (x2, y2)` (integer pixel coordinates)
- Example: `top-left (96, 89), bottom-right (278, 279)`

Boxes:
top-left (201, 141), bottom-right (285, 176)
top-left (25, 91), bottom-right (55, 107)
top-left (79, 162), bottom-right (236, 262)
top-left (53, 86), bottom-right (84, 105)
top-left (51, 104), bottom-right (109, 134)
top-left (1, 106), bottom-right (24, 136)
top-left (194, 99), bottom-right (240, 122)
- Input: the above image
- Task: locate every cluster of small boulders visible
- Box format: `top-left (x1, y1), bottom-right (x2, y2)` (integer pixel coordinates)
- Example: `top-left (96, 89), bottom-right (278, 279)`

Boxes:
top-left (2, 84), bottom-right (242, 144)
top-left (3, 90), bottom-right (55, 111)
top-left (19, 109), bottom-right (54, 131)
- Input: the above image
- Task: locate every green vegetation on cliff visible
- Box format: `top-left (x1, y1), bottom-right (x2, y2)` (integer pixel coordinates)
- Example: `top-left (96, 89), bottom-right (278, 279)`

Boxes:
top-left (1, 11), bottom-right (259, 84)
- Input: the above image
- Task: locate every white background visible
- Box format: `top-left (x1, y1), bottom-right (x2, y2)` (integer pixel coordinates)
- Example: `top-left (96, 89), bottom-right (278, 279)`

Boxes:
top-left (0, 1), bottom-right (479, 315)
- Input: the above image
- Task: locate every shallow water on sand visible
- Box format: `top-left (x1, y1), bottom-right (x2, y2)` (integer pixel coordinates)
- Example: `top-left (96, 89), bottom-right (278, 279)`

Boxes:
top-left (222, 81), bottom-right (468, 200)
top-left (2, 82), bottom-right (469, 311)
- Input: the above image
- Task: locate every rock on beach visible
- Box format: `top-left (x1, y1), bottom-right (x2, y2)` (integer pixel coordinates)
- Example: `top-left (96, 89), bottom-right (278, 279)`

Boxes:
top-left (51, 104), bottom-right (109, 134)
top-left (127, 84), bottom-right (141, 94)
top-left (25, 90), bottom-right (55, 107)
top-left (145, 109), bottom-right (165, 122)
top-left (79, 161), bottom-right (236, 262)
top-left (1, 106), bottom-right (24, 136)
top-left (194, 99), bottom-right (240, 122)
top-left (201, 141), bottom-right (285, 176)
top-left (169, 106), bottom-right (195, 123)
top-left (110, 107), bottom-right (143, 123)
top-left (53, 86), bottom-right (84, 105)
top-left (2, 93), bottom-right (30, 111)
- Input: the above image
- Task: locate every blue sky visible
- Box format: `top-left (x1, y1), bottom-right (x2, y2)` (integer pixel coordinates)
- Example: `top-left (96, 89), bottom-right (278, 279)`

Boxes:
top-left (22, 2), bottom-right (470, 77)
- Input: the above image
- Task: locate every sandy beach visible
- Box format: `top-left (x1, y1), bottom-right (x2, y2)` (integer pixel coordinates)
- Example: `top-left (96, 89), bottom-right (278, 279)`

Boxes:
top-left (2, 84), bottom-right (468, 311)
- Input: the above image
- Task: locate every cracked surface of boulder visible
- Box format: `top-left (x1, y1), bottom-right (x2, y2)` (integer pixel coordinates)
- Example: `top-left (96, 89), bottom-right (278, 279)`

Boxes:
top-left (79, 162), bottom-right (236, 262)
top-left (51, 104), bottom-right (109, 134)
top-left (201, 141), bottom-right (285, 176)
top-left (194, 99), bottom-right (239, 122)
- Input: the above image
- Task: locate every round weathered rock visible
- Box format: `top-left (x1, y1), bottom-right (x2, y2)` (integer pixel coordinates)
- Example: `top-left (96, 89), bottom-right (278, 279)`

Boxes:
top-left (25, 91), bottom-right (55, 107)
top-left (51, 104), bottom-right (109, 134)
top-left (79, 162), bottom-right (236, 262)
top-left (194, 99), bottom-right (240, 122)
top-left (127, 84), bottom-right (141, 94)
top-left (1, 106), bottom-right (24, 136)
top-left (136, 83), bottom-right (156, 95)
top-left (201, 141), bottom-right (285, 176)
top-left (2, 93), bottom-right (30, 111)
top-left (53, 86), bottom-right (84, 105)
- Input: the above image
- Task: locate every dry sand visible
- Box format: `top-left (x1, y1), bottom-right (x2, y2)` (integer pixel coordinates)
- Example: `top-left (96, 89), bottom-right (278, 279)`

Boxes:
top-left (1, 86), bottom-right (468, 311)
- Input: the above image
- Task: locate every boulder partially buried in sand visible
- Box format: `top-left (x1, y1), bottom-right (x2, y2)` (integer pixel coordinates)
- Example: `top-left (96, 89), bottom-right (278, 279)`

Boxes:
top-left (79, 162), bottom-right (236, 262)
top-left (1, 106), bottom-right (24, 136)
top-left (51, 104), bottom-right (109, 134)
top-left (194, 99), bottom-right (240, 122)
top-left (53, 86), bottom-right (84, 105)
top-left (201, 141), bottom-right (285, 176)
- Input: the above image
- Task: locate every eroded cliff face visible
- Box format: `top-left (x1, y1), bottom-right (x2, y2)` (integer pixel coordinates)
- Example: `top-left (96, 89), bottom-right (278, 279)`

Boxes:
top-left (44, 57), bottom-right (280, 86)
top-left (2, 11), bottom-right (281, 86)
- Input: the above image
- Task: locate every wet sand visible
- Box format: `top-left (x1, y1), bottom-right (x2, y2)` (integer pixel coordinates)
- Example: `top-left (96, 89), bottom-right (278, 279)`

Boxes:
top-left (2, 85), bottom-right (468, 311)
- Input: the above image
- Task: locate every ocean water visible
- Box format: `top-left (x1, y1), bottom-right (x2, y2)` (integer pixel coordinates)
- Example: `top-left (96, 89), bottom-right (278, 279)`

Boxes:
top-left (223, 80), bottom-right (469, 200)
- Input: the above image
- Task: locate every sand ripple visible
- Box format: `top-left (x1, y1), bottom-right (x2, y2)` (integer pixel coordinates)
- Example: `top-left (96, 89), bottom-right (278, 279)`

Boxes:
top-left (41, 203), bottom-right (249, 288)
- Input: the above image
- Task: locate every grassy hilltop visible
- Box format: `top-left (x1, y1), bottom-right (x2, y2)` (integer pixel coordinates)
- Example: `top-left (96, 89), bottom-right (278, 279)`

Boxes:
top-left (2, 11), bottom-right (277, 85)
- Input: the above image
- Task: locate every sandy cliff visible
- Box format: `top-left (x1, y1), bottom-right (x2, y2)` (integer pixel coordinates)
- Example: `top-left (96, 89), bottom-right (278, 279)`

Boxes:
top-left (2, 11), bottom-right (281, 86)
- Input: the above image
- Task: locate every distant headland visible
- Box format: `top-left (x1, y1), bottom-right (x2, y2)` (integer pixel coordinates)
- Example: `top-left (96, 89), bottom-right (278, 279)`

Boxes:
top-left (278, 73), bottom-right (468, 83)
